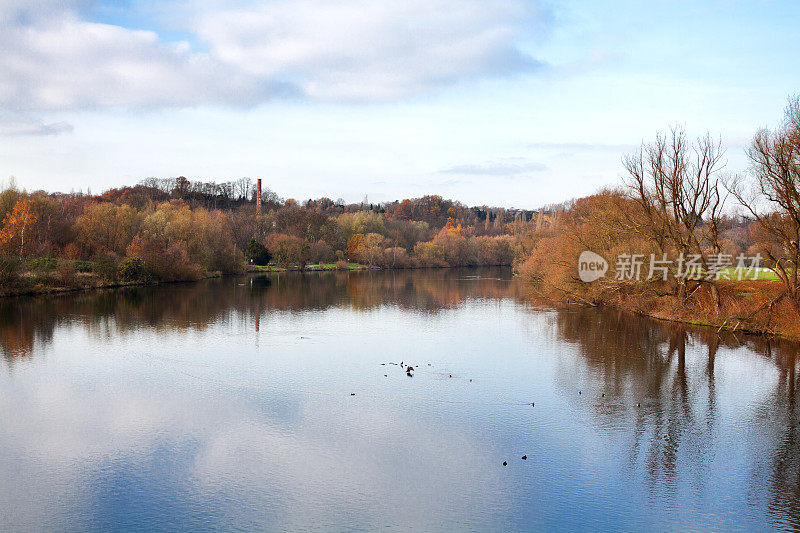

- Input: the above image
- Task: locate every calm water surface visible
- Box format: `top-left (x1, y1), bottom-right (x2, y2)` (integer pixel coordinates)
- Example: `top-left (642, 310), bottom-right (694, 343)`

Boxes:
top-left (1, 268), bottom-right (799, 531)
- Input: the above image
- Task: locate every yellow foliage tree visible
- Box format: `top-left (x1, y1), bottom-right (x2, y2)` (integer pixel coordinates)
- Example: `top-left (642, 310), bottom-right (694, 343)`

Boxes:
top-left (346, 233), bottom-right (365, 262)
top-left (0, 199), bottom-right (38, 259)
top-left (443, 217), bottom-right (464, 236)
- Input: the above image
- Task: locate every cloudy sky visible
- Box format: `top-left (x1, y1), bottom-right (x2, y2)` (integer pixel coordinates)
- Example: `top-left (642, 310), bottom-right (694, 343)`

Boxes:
top-left (1, 0), bottom-right (798, 208)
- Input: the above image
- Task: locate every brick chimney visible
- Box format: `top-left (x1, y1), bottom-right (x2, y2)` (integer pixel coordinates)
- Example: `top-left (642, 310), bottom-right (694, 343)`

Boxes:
top-left (256, 179), bottom-right (262, 216)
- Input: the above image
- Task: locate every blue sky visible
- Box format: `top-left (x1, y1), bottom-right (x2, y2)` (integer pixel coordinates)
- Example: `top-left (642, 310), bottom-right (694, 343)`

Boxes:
top-left (1, 0), bottom-right (798, 208)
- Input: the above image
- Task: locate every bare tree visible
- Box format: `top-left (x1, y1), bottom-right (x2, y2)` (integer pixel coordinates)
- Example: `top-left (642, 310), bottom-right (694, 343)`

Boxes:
top-left (622, 126), bottom-right (727, 307)
top-left (728, 96), bottom-right (800, 309)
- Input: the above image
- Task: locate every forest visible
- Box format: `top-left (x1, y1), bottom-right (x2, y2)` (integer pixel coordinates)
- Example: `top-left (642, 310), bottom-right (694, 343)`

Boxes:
top-left (0, 174), bottom-right (534, 294)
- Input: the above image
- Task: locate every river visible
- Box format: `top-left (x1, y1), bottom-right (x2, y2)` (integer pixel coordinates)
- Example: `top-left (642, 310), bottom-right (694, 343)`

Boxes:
top-left (1, 267), bottom-right (798, 531)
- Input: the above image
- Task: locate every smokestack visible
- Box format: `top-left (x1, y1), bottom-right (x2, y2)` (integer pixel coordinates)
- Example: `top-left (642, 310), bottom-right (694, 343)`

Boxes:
top-left (256, 179), bottom-right (262, 216)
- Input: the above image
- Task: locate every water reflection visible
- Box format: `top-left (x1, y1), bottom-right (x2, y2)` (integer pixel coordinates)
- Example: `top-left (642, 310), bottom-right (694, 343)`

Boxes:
top-left (553, 308), bottom-right (800, 529)
top-left (1, 268), bottom-right (799, 530)
top-left (1, 268), bottom-right (519, 363)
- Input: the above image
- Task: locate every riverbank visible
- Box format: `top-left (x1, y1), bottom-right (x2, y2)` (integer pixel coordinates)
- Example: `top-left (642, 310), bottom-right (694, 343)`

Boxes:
top-left (0, 262), bottom-right (514, 298)
top-left (524, 277), bottom-right (800, 341)
top-left (0, 260), bottom-right (367, 297)
top-left (0, 271), bottom-right (224, 298)
top-left (245, 262), bottom-right (372, 272)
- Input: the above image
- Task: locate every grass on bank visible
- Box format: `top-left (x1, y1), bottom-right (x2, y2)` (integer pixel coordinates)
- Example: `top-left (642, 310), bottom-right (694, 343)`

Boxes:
top-left (246, 261), bottom-right (368, 272)
top-left (718, 266), bottom-right (780, 281)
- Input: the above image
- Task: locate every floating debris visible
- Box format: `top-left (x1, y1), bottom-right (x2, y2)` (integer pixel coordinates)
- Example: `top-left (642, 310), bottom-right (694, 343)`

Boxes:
top-left (502, 461), bottom-right (507, 466)
top-left (350, 393), bottom-right (356, 396)
top-left (522, 455), bottom-right (527, 460)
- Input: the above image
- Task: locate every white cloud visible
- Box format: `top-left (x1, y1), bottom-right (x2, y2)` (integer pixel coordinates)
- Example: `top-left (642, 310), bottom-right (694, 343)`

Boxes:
top-left (0, 0), bottom-right (548, 115)
top-left (0, 2), bottom-right (267, 112)
top-left (0, 113), bottom-right (73, 136)
top-left (192, 0), bottom-right (547, 101)
top-left (527, 141), bottom-right (637, 152)
top-left (441, 157), bottom-right (548, 176)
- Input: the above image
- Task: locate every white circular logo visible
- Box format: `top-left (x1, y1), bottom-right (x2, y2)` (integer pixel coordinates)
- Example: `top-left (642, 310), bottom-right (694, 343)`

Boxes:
top-left (578, 251), bottom-right (608, 282)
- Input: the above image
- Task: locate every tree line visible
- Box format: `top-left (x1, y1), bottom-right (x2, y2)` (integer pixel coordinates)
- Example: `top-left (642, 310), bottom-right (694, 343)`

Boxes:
top-left (0, 177), bottom-right (544, 292)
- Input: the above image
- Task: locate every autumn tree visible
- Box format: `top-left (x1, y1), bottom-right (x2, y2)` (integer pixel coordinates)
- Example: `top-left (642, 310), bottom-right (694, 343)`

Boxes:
top-left (111, 201), bottom-right (243, 279)
top-left (265, 233), bottom-right (307, 268)
top-left (0, 199), bottom-right (38, 259)
top-left (345, 233), bottom-right (365, 262)
top-left (355, 233), bottom-right (387, 266)
top-left (126, 234), bottom-right (201, 281)
top-left (385, 219), bottom-right (431, 250)
top-left (623, 126), bottom-right (726, 307)
top-left (308, 240), bottom-right (334, 264)
top-left (476, 235), bottom-right (515, 265)
top-left (336, 211), bottom-right (386, 247)
top-left (74, 202), bottom-right (141, 256)
top-left (0, 179), bottom-right (22, 223)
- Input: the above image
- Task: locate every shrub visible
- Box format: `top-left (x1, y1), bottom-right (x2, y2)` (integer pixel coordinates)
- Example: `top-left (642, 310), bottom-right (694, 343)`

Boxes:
top-left (92, 251), bottom-right (120, 282)
top-left (27, 257), bottom-right (58, 272)
top-left (62, 243), bottom-right (81, 260)
top-left (56, 265), bottom-right (78, 287)
top-left (126, 235), bottom-right (202, 281)
top-left (0, 257), bottom-right (21, 286)
top-left (333, 260), bottom-right (350, 270)
top-left (73, 260), bottom-right (94, 273)
top-left (118, 257), bottom-right (147, 282)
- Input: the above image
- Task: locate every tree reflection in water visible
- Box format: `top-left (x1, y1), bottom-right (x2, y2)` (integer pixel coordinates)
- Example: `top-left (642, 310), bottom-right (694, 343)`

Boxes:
top-left (553, 307), bottom-right (800, 529)
top-left (0, 268), bottom-right (520, 362)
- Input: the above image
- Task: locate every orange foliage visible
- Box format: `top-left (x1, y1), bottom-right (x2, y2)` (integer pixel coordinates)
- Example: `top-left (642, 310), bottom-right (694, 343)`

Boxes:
top-left (0, 199), bottom-right (38, 258)
top-left (346, 233), bottom-right (365, 261)
top-left (443, 217), bottom-right (464, 236)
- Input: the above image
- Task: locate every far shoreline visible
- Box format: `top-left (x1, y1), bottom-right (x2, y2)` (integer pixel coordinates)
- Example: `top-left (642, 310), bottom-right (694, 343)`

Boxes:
top-left (0, 263), bottom-right (514, 299)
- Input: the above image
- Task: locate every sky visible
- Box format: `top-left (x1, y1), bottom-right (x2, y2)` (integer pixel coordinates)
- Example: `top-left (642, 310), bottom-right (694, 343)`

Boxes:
top-left (1, 0), bottom-right (799, 209)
